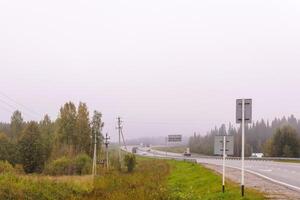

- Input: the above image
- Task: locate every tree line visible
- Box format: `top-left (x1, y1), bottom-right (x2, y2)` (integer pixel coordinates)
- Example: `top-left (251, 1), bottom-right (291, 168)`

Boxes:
top-left (0, 101), bottom-right (104, 173)
top-left (189, 115), bottom-right (300, 157)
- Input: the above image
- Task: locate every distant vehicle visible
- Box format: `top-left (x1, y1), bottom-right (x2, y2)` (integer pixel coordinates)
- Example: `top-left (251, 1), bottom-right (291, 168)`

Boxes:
top-left (251, 153), bottom-right (264, 158)
top-left (183, 148), bottom-right (191, 157)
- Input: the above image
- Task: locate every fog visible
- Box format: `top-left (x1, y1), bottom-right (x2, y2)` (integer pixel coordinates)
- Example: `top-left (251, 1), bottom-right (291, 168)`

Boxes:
top-left (1, 0), bottom-right (300, 141)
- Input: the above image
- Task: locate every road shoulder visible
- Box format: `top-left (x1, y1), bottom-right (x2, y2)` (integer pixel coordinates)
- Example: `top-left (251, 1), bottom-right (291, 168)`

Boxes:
top-left (202, 163), bottom-right (300, 200)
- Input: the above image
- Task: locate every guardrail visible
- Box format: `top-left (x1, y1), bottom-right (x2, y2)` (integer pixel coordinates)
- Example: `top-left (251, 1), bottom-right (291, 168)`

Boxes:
top-left (136, 147), bottom-right (300, 162)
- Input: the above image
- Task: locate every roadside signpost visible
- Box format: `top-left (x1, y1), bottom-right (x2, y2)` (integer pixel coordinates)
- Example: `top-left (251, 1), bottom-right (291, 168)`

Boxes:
top-left (168, 134), bottom-right (182, 143)
top-left (214, 135), bottom-right (234, 193)
top-left (166, 135), bottom-right (182, 156)
top-left (236, 99), bottom-right (252, 197)
top-left (214, 135), bottom-right (234, 156)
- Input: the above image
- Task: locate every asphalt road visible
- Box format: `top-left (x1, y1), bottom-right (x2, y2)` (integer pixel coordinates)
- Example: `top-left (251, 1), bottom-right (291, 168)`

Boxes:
top-left (127, 146), bottom-right (300, 192)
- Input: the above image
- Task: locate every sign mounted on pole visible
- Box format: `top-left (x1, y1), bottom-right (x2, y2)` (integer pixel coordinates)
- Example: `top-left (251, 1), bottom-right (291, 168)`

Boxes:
top-left (236, 99), bottom-right (252, 124)
top-left (236, 98), bottom-right (252, 197)
top-left (214, 135), bottom-right (234, 156)
top-left (168, 135), bottom-right (182, 143)
top-left (214, 135), bottom-right (234, 193)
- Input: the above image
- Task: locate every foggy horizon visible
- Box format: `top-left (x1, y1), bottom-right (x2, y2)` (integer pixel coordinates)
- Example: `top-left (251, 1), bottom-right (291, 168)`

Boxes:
top-left (1, 0), bottom-right (300, 141)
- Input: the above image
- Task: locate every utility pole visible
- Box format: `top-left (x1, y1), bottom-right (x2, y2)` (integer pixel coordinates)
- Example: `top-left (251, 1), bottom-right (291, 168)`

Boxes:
top-left (117, 117), bottom-right (122, 166)
top-left (92, 128), bottom-right (97, 176)
top-left (104, 133), bottom-right (110, 169)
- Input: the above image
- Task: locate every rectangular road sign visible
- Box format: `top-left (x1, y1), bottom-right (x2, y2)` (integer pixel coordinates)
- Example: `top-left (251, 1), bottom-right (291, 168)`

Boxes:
top-left (168, 135), bottom-right (182, 142)
top-left (214, 135), bottom-right (234, 156)
top-left (236, 99), bottom-right (252, 124)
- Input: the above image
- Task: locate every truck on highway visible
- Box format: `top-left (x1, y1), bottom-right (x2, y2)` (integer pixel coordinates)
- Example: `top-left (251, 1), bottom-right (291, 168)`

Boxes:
top-left (183, 148), bottom-right (191, 157)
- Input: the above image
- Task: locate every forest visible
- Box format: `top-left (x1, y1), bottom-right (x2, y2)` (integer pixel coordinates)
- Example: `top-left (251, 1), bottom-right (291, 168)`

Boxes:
top-left (0, 101), bottom-right (104, 174)
top-left (189, 115), bottom-right (300, 157)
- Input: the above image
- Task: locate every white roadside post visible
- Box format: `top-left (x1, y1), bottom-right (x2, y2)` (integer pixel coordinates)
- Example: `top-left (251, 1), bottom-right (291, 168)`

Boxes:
top-left (222, 135), bottom-right (226, 193)
top-left (165, 137), bottom-right (168, 156)
top-left (214, 135), bottom-right (234, 193)
top-left (241, 99), bottom-right (245, 196)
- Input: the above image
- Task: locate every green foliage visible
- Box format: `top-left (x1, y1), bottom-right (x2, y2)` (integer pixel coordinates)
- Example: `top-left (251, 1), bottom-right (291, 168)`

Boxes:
top-left (167, 160), bottom-right (265, 200)
top-left (153, 146), bottom-right (187, 153)
top-left (44, 156), bottom-right (73, 176)
top-left (44, 154), bottom-right (92, 176)
top-left (75, 103), bottom-right (91, 154)
top-left (189, 115), bottom-right (300, 157)
top-left (0, 133), bottom-right (15, 163)
top-left (39, 114), bottom-right (54, 161)
top-left (57, 102), bottom-right (77, 149)
top-left (0, 157), bottom-right (265, 200)
top-left (109, 149), bottom-right (121, 170)
top-left (124, 154), bottom-right (136, 172)
top-left (18, 122), bottom-right (46, 173)
top-left (55, 102), bottom-right (103, 158)
top-left (91, 110), bottom-right (104, 156)
top-left (267, 125), bottom-right (300, 157)
top-left (0, 161), bottom-right (15, 174)
top-left (74, 154), bottom-right (92, 175)
top-left (10, 110), bottom-right (23, 140)
top-left (85, 159), bottom-right (170, 200)
top-left (0, 172), bottom-right (91, 200)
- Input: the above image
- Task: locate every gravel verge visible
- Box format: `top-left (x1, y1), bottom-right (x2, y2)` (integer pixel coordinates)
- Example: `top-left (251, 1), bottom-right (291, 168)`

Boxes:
top-left (202, 163), bottom-right (300, 200)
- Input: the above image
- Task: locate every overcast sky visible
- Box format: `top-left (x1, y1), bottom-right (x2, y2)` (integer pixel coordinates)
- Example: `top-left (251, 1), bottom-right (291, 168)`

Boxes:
top-left (0, 0), bottom-right (300, 141)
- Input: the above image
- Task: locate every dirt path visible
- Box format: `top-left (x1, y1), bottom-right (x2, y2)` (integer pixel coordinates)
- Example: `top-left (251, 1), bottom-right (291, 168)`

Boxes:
top-left (202, 163), bottom-right (300, 200)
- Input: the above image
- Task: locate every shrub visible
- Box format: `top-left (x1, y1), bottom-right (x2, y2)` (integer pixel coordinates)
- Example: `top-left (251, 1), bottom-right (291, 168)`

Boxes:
top-left (0, 161), bottom-right (15, 174)
top-left (124, 154), bottom-right (136, 172)
top-left (44, 154), bottom-right (92, 176)
top-left (14, 164), bottom-right (25, 174)
top-left (0, 172), bottom-right (91, 200)
top-left (44, 157), bottom-right (73, 176)
top-left (74, 154), bottom-right (92, 175)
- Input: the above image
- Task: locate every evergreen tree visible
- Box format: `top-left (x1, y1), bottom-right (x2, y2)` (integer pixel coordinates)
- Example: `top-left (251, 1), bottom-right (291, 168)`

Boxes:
top-left (0, 133), bottom-right (14, 162)
top-left (10, 110), bottom-right (23, 140)
top-left (19, 122), bottom-right (46, 173)
top-left (270, 126), bottom-right (300, 157)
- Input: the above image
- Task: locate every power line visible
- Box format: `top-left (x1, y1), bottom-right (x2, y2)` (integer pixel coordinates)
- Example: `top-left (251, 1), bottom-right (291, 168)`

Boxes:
top-left (0, 91), bottom-right (41, 118)
top-left (0, 104), bottom-right (15, 114)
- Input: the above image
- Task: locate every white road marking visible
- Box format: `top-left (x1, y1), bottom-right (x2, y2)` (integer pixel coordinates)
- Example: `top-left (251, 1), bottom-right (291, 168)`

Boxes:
top-left (259, 169), bottom-right (272, 172)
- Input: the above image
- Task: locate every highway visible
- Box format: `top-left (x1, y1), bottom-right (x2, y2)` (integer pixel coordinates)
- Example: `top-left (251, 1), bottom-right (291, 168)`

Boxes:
top-left (127, 146), bottom-right (300, 192)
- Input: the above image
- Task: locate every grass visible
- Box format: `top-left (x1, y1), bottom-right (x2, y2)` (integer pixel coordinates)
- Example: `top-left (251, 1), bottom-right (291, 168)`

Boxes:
top-left (0, 172), bottom-right (93, 200)
top-left (84, 158), bottom-right (170, 200)
top-left (0, 157), bottom-right (265, 200)
top-left (153, 146), bottom-right (187, 154)
top-left (273, 159), bottom-right (300, 163)
top-left (167, 160), bottom-right (265, 200)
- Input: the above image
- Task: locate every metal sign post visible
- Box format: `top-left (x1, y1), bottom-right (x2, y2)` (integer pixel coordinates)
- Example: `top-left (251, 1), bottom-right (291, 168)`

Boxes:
top-left (214, 135), bottom-right (234, 193)
top-left (222, 135), bottom-right (226, 193)
top-left (236, 98), bottom-right (252, 197)
top-left (241, 99), bottom-right (245, 196)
